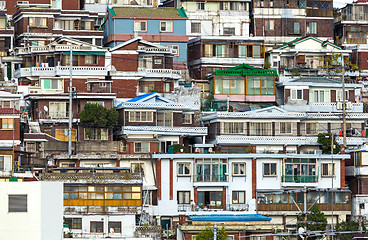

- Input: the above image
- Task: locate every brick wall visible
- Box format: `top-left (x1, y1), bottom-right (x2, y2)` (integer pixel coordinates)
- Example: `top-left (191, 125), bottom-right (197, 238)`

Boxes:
top-left (0, 118), bottom-right (21, 141)
top-left (156, 159), bottom-right (161, 200)
top-left (62, 0), bottom-right (80, 10)
top-left (284, 89), bottom-right (290, 104)
top-left (111, 78), bottom-right (138, 98)
top-left (252, 159), bottom-right (256, 198)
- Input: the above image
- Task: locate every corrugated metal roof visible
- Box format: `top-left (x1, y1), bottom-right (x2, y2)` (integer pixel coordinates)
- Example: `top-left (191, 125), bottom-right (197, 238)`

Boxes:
top-left (291, 77), bottom-right (341, 84)
top-left (126, 92), bottom-right (156, 103)
top-left (188, 214), bottom-right (272, 222)
top-left (111, 7), bottom-right (185, 18)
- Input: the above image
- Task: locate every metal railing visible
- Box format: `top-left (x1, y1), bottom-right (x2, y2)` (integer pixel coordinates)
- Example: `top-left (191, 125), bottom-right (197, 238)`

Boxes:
top-left (194, 174), bottom-right (228, 182)
top-left (281, 175), bottom-right (318, 183)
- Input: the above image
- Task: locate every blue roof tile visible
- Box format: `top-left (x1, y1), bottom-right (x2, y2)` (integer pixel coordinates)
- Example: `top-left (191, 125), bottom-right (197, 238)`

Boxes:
top-left (188, 214), bottom-right (271, 222)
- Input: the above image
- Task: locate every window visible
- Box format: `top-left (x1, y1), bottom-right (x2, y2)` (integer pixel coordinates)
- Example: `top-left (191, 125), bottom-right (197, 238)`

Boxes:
top-left (288, 22), bottom-right (300, 34)
top-left (108, 222), bottom-right (121, 233)
top-left (233, 163), bottom-right (246, 176)
top-left (90, 221), bottom-right (103, 233)
top-left (154, 58), bottom-right (162, 64)
top-left (250, 236), bottom-right (266, 240)
top-left (8, 195), bottom-right (27, 212)
top-left (139, 81), bottom-right (155, 93)
top-left (337, 90), bottom-right (348, 102)
top-left (138, 56), bottom-right (153, 68)
top-left (65, 55), bottom-right (79, 66)
top-left (131, 163), bottom-right (144, 174)
top-left (84, 128), bottom-right (108, 141)
top-left (224, 27), bottom-right (235, 35)
top-left (306, 123), bottom-right (317, 135)
top-left (134, 142), bottom-right (150, 153)
top-left (307, 22), bottom-right (317, 34)
top-left (64, 185), bottom-right (141, 200)
top-left (85, 55), bottom-right (98, 65)
top-left (221, 122), bottom-right (245, 134)
top-left (178, 163), bottom-right (191, 176)
top-left (0, 155), bottom-right (12, 171)
top-left (29, 17), bottom-right (47, 27)
top-left (249, 122), bottom-right (272, 136)
top-left (195, 158), bottom-right (228, 182)
top-left (0, 1), bottom-right (6, 10)
top-left (134, 20), bottom-right (147, 32)
top-left (157, 112), bottom-right (172, 127)
top-left (214, 78), bottom-right (245, 95)
top-left (81, 21), bottom-right (92, 30)
top-left (167, 45), bottom-right (179, 57)
top-left (291, 89), bottom-right (303, 100)
top-left (177, 191), bottom-right (190, 204)
top-left (43, 79), bottom-right (61, 90)
top-left (322, 163), bottom-right (335, 177)
top-left (160, 21), bottom-right (173, 32)
top-left (265, 20), bottom-right (274, 30)
top-left (263, 163), bottom-right (276, 176)
top-left (26, 143), bottom-right (36, 153)
top-left (313, 90), bottom-right (328, 102)
top-left (65, 218), bottom-right (82, 229)
top-left (61, 20), bottom-right (74, 30)
top-left (197, 191), bottom-right (223, 208)
top-left (283, 158), bottom-right (317, 182)
top-left (279, 122), bottom-right (292, 134)
top-left (191, 22), bottom-right (201, 33)
top-left (232, 191), bottom-right (246, 204)
top-left (0, 16), bottom-right (6, 29)
top-left (246, 76), bottom-right (274, 95)
top-left (129, 111), bottom-right (153, 122)
top-left (183, 114), bottom-right (192, 124)
top-left (197, 2), bottom-right (205, 10)
top-left (2, 119), bottom-right (14, 129)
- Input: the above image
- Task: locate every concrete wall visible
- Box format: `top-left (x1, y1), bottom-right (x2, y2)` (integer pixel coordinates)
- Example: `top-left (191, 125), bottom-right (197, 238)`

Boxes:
top-left (0, 181), bottom-right (63, 240)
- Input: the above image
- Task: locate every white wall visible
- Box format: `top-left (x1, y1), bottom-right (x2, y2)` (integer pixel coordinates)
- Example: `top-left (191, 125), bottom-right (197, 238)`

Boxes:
top-left (0, 181), bottom-right (63, 240)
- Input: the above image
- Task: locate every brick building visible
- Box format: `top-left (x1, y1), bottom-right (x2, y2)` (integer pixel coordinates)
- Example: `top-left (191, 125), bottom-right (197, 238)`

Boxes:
top-left (252, 0), bottom-right (334, 49)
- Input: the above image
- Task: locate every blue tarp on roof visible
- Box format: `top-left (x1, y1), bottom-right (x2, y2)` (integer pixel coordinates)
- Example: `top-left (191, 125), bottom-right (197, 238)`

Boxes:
top-left (126, 92), bottom-right (156, 103)
top-left (188, 214), bottom-right (271, 222)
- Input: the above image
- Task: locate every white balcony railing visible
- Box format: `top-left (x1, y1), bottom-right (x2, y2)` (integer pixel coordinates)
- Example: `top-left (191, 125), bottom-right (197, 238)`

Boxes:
top-left (216, 135), bottom-right (366, 146)
top-left (13, 66), bottom-right (107, 78)
top-left (15, 45), bottom-right (93, 55)
top-left (121, 125), bottom-right (207, 135)
top-left (137, 46), bottom-right (172, 53)
top-left (115, 100), bottom-right (200, 111)
top-left (137, 68), bottom-right (181, 78)
top-left (282, 102), bottom-right (364, 113)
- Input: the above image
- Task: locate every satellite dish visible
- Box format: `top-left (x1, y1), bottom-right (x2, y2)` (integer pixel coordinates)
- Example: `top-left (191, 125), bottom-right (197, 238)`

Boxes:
top-left (44, 106), bottom-right (48, 112)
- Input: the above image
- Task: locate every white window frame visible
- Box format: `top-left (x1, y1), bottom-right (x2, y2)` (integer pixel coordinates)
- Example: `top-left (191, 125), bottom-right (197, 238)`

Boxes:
top-left (221, 122), bottom-right (245, 134)
top-left (232, 162), bottom-right (246, 176)
top-left (160, 21), bottom-right (173, 33)
top-left (177, 162), bottom-right (191, 176)
top-left (167, 45), bottom-right (179, 57)
top-left (133, 20), bottom-right (147, 32)
top-left (134, 142), bottom-right (150, 153)
top-left (307, 22), bottom-right (317, 34)
top-left (128, 111), bottom-right (153, 122)
top-left (291, 89), bottom-right (303, 100)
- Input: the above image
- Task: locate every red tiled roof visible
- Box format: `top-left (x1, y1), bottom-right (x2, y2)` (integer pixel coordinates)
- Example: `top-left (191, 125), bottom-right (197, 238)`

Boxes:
top-left (0, 108), bottom-right (21, 115)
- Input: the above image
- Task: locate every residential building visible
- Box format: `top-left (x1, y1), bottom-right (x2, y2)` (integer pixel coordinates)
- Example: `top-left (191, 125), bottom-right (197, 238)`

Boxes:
top-left (202, 106), bottom-right (367, 155)
top-left (346, 145), bottom-right (368, 219)
top-left (278, 77), bottom-right (363, 113)
top-left (252, 0), bottom-right (334, 49)
top-left (187, 36), bottom-right (265, 80)
top-left (162, 0), bottom-right (252, 38)
top-left (268, 36), bottom-right (352, 77)
top-left (0, 181), bottom-right (63, 240)
top-left (103, 7), bottom-right (188, 70)
top-left (12, 5), bottom-right (103, 48)
top-left (151, 152), bottom-right (351, 229)
top-left (40, 164), bottom-right (148, 238)
top-left (114, 92), bottom-right (206, 154)
top-left (108, 37), bottom-right (182, 98)
top-left (208, 64), bottom-right (277, 108)
top-left (5, 0), bottom-right (81, 16)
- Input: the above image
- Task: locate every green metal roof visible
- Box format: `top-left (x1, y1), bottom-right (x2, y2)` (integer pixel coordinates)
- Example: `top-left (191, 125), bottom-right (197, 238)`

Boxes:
top-left (177, 8), bottom-right (187, 17)
top-left (111, 7), bottom-right (186, 18)
top-left (215, 64), bottom-right (278, 77)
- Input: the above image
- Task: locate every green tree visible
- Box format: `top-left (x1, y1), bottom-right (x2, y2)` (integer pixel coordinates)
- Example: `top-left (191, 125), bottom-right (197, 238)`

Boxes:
top-left (297, 205), bottom-right (327, 233)
top-left (317, 133), bottom-right (341, 154)
top-left (319, 52), bottom-right (360, 74)
top-left (335, 220), bottom-right (365, 240)
top-left (79, 103), bottom-right (118, 128)
top-left (194, 225), bottom-right (228, 240)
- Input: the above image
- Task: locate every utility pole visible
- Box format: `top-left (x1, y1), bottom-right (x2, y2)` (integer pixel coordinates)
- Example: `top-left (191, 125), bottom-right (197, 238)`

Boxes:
top-left (342, 55), bottom-right (347, 149)
top-left (68, 38), bottom-right (73, 157)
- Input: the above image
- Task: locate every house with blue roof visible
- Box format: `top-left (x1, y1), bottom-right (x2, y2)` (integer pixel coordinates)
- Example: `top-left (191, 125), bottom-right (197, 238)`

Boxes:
top-left (102, 7), bottom-right (188, 70)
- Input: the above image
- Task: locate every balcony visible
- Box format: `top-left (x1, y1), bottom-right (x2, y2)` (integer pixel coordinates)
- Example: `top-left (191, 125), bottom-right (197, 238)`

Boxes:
top-left (40, 172), bottom-right (142, 184)
top-left (215, 135), bottom-right (366, 146)
top-left (282, 175), bottom-right (318, 183)
top-left (194, 174), bottom-right (228, 182)
top-left (14, 66), bottom-right (107, 78)
top-left (177, 204), bottom-right (248, 212)
top-left (137, 68), bottom-right (182, 78)
top-left (15, 44), bottom-right (94, 55)
top-left (282, 102), bottom-right (363, 113)
top-left (137, 46), bottom-right (173, 54)
top-left (121, 126), bottom-right (207, 136)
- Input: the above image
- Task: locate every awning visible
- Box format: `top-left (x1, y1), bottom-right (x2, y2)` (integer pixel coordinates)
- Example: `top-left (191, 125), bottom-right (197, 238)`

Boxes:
top-left (62, 51), bottom-right (105, 55)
